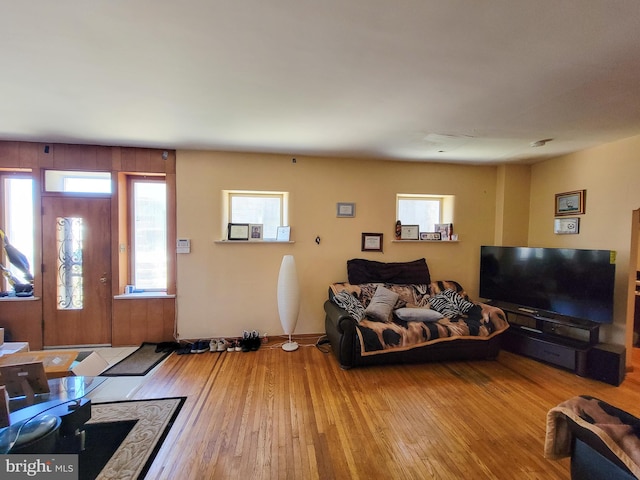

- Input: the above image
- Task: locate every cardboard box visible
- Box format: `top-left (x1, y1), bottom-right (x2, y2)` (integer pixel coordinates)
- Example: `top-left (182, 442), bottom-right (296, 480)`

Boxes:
top-left (0, 350), bottom-right (108, 379)
top-left (71, 352), bottom-right (109, 377)
top-left (0, 342), bottom-right (30, 356)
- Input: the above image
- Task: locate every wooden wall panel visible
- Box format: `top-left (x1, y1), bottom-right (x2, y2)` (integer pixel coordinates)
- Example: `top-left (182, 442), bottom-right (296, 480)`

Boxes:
top-left (0, 300), bottom-right (43, 350)
top-left (96, 146), bottom-right (112, 171)
top-left (112, 297), bottom-right (175, 346)
top-left (38, 144), bottom-right (55, 168)
top-left (0, 142), bottom-right (39, 168)
top-left (0, 142), bottom-right (20, 167)
top-left (120, 148), bottom-right (169, 173)
top-left (52, 144), bottom-right (106, 170)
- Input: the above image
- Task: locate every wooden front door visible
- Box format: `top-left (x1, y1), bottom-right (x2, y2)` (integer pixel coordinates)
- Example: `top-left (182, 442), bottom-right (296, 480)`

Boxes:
top-left (42, 196), bottom-right (112, 347)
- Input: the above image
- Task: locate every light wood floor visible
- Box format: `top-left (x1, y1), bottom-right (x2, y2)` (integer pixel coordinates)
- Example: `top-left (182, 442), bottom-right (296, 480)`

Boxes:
top-left (133, 339), bottom-right (640, 479)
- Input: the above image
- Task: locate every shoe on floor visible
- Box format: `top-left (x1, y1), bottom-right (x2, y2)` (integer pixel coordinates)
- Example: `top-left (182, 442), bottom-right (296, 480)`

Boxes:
top-left (177, 343), bottom-right (193, 355)
top-left (227, 340), bottom-right (235, 352)
top-left (250, 330), bottom-right (261, 351)
top-left (217, 339), bottom-right (227, 351)
top-left (209, 339), bottom-right (218, 352)
top-left (192, 340), bottom-right (208, 354)
top-left (240, 331), bottom-right (251, 352)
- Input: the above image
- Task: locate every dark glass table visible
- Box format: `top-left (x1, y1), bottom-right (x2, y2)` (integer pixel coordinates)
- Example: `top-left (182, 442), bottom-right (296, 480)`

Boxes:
top-left (1, 376), bottom-right (105, 453)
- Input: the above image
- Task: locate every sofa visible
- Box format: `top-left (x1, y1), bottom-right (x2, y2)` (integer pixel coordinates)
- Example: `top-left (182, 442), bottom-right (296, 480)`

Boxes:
top-left (545, 395), bottom-right (640, 479)
top-left (323, 258), bottom-right (509, 369)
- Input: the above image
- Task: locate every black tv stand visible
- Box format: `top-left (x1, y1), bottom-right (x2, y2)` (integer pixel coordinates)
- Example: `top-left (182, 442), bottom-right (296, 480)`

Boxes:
top-left (492, 301), bottom-right (600, 375)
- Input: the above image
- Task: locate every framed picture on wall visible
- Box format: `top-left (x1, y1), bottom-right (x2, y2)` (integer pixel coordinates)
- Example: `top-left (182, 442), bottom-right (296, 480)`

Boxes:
top-left (361, 233), bottom-right (383, 252)
top-left (555, 190), bottom-right (586, 216)
top-left (554, 217), bottom-right (580, 234)
top-left (336, 202), bottom-right (356, 218)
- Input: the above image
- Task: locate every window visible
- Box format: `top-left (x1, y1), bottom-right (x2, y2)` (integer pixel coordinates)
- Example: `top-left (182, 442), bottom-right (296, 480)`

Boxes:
top-left (396, 194), bottom-right (454, 233)
top-left (56, 216), bottom-right (83, 309)
top-left (225, 190), bottom-right (288, 240)
top-left (44, 170), bottom-right (111, 194)
top-left (131, 179), bottom-right (167, 290)
top-left (1, 174), bottom-right (34, 289)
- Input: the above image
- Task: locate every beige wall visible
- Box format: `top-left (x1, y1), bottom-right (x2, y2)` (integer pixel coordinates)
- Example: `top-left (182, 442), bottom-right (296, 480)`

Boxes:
top-left (529, 133), bottom-right (640, 355)
top-left (176, 151), bottom-right (499, 340)
top-left (495, 164), bottom-right (531, 246)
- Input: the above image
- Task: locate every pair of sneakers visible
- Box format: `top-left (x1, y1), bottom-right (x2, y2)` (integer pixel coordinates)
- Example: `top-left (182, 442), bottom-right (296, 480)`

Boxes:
top-left (239, 330), bottom-right (261, 352)
top-left (191, 340), bottom-right (209, 354)
top-left (209, 339), bottom-right (227, 352)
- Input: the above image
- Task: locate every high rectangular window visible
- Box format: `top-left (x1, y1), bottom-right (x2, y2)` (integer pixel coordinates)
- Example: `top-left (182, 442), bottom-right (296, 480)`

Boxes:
top-left (1, 175), bottom-right (34, 289)
top-left (226, 191), bottom-right (288, 240)
top-left (131, 179), bottom-right (167, 290)
top-left (44, 170), bottom-right (111, 194)
top-left (396, 194), bottom-right (454, 233)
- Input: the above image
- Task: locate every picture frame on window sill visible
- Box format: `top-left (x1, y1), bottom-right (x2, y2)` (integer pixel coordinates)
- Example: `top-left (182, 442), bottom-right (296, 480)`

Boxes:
top-left (336, 202), bottom-right (356, 218)
top-left (228, 223), bottom-right (249, 240)
top-left (276, 226), bottom-right (291, 242)
top-left (420, 232), bottom-right (442, 241)
top-left (400, 225), bottom-right (420, 240)
top-left (361, 233), bottom-right (383, 252)
top-left (555, 190), bottom-right (586, 216)
top-left (249, 224), bottom-right (263, 241)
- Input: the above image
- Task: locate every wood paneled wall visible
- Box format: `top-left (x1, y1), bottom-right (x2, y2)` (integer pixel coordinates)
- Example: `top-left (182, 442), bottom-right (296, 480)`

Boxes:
top-left (0, 140), bottom-right (177, 348)
top-left (0, 300), bottom-right (43, 349)
top-left (112, 297), bottom-right (175, 346)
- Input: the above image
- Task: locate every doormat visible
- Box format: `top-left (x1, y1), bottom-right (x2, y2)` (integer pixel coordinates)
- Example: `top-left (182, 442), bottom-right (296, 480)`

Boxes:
top-left (80, 397), bottom-right (185, 480)
top-left (100, 342), bottom-right (172, 376)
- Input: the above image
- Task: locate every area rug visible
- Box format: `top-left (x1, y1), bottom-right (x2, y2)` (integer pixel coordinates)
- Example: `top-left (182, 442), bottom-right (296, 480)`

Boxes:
top-left (80, 397), bottom-right (185, 480)
top-left (101, 342), bottom-right (172, 376)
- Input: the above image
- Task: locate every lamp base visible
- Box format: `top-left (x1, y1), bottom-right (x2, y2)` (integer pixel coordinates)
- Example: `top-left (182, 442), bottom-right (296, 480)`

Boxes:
top-left (282, 341), bottom-right (299, 352)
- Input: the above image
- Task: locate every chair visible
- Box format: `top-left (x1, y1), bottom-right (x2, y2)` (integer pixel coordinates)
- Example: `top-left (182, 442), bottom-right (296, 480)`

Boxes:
top-left (545, 395), bottom-right (640, 479)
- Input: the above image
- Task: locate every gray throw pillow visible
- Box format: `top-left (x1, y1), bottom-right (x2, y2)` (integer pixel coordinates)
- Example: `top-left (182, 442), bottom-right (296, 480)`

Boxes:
top-left (364, 286), bottom-right (399, 322)
top-left (394, 307), bottom-right (444, 323)
top-left (332, 290), bottom-right (366, 322)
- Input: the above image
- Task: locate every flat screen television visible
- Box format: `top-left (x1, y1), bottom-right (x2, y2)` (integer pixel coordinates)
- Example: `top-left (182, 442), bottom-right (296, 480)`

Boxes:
top-left (479, 246), bottom-right (615, 324)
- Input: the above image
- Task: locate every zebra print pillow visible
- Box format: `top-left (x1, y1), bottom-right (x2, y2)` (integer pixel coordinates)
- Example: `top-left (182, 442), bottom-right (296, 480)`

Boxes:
top-left (332, 290), bottom-right (366, 322)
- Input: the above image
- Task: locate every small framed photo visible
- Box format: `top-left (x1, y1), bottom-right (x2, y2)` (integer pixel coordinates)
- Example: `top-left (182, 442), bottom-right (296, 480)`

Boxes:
top-left (249, 224), bottom-right (263, 241)
top-left (400, 225), bottom-right (420, 240)
top-left (336, 202), bottom-right (356, 218)
top-left (555, 190), bottom-right (585, 216)
top-left (276, 226), bottom-right (291, 242)
top-left (435, 223), bottom-right (453, 241)
top-left (420, 232), bottom-right (442, 241)
top-left (228, 223), bottom-right (249, 240)
top-left (554, 217), bottom-right (580, 234)
top-left (361, 233), bottom-right (383, 252)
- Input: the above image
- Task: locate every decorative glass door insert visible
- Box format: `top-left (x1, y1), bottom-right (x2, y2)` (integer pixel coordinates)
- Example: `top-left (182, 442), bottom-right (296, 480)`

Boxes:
top-left (56, 217), bottom-right (83, 310)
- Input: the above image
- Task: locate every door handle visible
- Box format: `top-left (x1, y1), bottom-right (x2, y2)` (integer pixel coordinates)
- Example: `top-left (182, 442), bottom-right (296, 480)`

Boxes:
top-left (100, 273), bottom-right (108, 284)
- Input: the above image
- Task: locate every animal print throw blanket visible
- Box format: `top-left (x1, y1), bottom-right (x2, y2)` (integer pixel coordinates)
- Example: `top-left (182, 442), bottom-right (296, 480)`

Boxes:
top-left (330, 282), bottom-right (509, 356)
top-left (545, 395), bottom-right (640, 477)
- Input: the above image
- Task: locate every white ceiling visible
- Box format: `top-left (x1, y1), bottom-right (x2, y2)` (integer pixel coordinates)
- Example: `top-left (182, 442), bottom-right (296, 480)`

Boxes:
top-left (2, 1), bottom-right (640, 164)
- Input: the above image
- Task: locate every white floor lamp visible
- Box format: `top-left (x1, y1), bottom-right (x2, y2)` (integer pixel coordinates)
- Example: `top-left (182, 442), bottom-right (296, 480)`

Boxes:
top-left (277, 255), bottom-right (300, 352)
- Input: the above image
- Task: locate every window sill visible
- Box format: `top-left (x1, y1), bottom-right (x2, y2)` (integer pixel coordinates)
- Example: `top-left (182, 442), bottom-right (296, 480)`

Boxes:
top-left (114, 293), bottom-right (176, 300)
top-left (0, 295), bottom-right (40, 301)
top-left (214, 240), bottom-right (295, 244)
top-left (391, 240), bottom-right (459, 243)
